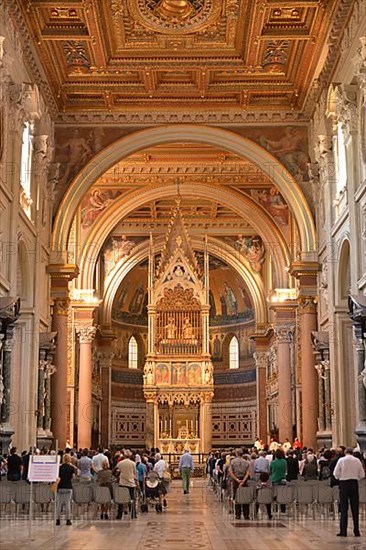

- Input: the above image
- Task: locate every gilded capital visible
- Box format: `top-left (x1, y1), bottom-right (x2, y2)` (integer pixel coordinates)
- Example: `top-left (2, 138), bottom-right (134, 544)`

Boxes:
top-left (76, 325), bottom-right (97, 344)
top-left (298, 297), bottom-right (317, 314)
top-left (53, 298), bottom-right (70, 316)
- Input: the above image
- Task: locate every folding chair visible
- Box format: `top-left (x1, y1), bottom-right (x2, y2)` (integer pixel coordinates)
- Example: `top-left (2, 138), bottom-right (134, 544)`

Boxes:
top-left (256, 487), bottom-right (273, 519)
top-left (235, 485), bottom-right (255, 520)
top-left (317, 483), bottom-right (333, 519)
top-left (295, 483), bottom-right (316, 518)
top-left (93, 486), bottom-right (112, 519)
top-left (34, 483), bottom-right (53, 515)
top-left (72, 483), bottom-right (94, 518)
top-left (359, 481), bottom-right (366, 518)
top-left (0, 482), bottom-right (15, 515)
top-left (113, 486), bottom-right (133, 520)
top-left (273, 484), bottom-right (295, 518)
top-left (14, 482), bottom-right (31, 516)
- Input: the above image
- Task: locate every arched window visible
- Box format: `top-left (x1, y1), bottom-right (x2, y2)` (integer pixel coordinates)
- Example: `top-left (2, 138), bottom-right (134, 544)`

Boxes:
top-left (128, 336), bottom-right (138, 369)
top-left (334, 122), bottom-right (347, 194)
top-left (229, 336), bottom-right (239, 369)
top-left (20, 121), bottom-right (33, 217)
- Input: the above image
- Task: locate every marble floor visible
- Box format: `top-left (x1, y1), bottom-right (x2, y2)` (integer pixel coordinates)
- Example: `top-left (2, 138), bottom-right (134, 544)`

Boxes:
top-left (0, 480), bottom-right (365, 550)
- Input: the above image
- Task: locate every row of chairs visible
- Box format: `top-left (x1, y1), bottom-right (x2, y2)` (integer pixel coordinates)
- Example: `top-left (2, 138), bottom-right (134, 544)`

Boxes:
top-left (0, 481), bottom-right (135, 519)
top-left (211, 477), bottom-right (366, 520)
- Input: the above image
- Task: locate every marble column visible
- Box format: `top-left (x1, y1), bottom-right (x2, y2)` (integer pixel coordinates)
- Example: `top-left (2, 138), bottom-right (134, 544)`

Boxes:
top-left (76, 326), bottom-right (97, 450)
top-left (37, 352), bottom-right (46, 431)
top-left (299, 299), bottom-right (318, 449)
top-left (145, 398), bottom-right (155, 451)
top-left (0, 325), bottom-right (15, 426)
top-left (51, 299), bottom-right (70, 449)
top-left (348, 295), bottom-right (366, 450)
top-left (253, 351), bottom-right (268, 441)
top-left (97, 348), bottom-right (114, 448)
top-left (201, 394), bottom-right (213, 454)
top-left (274, 326), bottom-right (294, 443)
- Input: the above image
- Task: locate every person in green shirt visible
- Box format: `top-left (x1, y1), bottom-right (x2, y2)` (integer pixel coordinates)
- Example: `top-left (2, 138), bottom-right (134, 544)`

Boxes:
top-left (270, 449), bottom-right (287, 513)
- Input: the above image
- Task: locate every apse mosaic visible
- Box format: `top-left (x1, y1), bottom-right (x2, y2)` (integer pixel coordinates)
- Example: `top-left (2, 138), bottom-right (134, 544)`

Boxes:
top-left (112, 256), bottom-right (255, 327)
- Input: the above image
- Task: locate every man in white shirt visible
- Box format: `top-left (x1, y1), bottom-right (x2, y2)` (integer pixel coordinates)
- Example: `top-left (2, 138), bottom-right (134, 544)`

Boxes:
top-left (92, 447), bottom-right (109, 473)
top-left (333, 447), bottom-right (365, 537)
top-left (116, 450), bottom-right (137, 519)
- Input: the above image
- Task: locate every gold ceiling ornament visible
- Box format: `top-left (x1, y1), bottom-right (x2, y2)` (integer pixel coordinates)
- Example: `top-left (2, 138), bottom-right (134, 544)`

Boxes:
top-left (128, 0), bottom-right (221, 34)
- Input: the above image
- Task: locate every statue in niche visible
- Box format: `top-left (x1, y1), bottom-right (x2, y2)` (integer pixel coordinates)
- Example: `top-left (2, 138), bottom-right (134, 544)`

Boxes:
top-left (224, 282), bottom-right (238, 316)
top-left (182, 317), bottom-right (194, 339)
top-left (129, 284), bottom-right (145, 313)
top-left (165, 317), bottom-right (176, 339)
top-left (204, 363), bottom-right (213, 384)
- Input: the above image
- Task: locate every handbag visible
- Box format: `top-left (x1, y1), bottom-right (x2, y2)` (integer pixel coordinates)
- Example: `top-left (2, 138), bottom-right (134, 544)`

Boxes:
top-left (51, 477), bottom-right (60, 494)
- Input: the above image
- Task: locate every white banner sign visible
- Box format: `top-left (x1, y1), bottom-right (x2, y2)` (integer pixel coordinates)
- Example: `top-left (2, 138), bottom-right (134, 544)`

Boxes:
top-left (28, 455), bottom-right (60, 482)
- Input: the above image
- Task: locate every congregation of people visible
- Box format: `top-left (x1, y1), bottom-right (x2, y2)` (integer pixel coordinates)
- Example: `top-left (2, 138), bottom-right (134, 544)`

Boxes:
top-left (0, 445), bottom-right (169, 525)
top-left (1, 438), bottom-right (365, 537)
top-left (207, 437), bottom-right (365, 537)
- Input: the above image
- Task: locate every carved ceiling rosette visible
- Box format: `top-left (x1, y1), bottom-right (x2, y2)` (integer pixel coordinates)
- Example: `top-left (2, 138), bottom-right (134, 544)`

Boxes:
top-left (127, 0), bottom-right (221, 34)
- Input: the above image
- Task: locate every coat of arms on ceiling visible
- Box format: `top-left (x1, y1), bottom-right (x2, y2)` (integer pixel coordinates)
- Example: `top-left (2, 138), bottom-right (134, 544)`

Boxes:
top-left (128, 0), bottom-right (221, 34)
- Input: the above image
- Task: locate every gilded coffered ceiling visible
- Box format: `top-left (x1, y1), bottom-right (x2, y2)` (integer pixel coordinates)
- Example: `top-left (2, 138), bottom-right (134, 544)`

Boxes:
top-left (21, 0), bottom-right (341, 115)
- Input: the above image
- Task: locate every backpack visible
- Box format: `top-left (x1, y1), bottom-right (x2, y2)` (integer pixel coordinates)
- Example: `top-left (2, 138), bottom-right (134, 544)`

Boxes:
top-left (321, 464), bottom-right (331, 480)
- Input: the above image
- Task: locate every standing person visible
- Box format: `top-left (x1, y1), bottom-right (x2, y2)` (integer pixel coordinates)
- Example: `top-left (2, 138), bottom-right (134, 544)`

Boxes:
top-left (253, 451), bottom-right (270, 480)
top-left (282, 439), bottom-right (292, 453)
top-left (333, 447), bottom-right (365, 537)
top-left (286, 451), bottom-right (299, 481)
top-left (179, 449), bottom-right (194, 494)
top-left (228, 448), bottom-right (250, 520)
top-left (78, 448), bottom-right (93, 481)
top-left (270, 449), bottom-right (287, 513)
top-left (115, 450), bottom-right (137, 520)
top-left (56, 454), bottom-right (76, 526)
top-left (293, 437), bottom-right (302, 451)
top-left (153, 453), bottom-right (169, 509)
top-left (97, 459), bottom-right (113, 520)
top-left (92, 447), bottom-right (109, 473)
top-left (7, 447), bottom-right (22, 481)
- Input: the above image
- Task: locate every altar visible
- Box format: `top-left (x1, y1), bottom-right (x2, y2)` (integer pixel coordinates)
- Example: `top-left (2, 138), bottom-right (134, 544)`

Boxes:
top-left (159, 438), bottom-right (200, 454)
top-left (143, 202), bottom-right (214, 454)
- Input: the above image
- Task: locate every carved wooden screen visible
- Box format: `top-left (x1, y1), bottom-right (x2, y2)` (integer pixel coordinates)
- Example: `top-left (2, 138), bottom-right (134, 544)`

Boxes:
top-left (155, 284), bottom-right (202, 355)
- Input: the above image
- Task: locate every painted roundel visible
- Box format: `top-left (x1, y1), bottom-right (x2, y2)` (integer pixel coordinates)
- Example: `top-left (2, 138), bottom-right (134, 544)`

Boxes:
top-left (129, 0), bottom-right (221, 34)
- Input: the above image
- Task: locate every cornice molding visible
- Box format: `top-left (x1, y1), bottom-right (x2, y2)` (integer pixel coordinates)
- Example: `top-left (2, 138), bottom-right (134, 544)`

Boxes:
top-left (55, 109), bottom-right (308, 126)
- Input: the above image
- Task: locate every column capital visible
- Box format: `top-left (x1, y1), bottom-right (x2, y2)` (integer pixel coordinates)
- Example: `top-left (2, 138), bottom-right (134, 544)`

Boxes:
top-left (274, 325), bottom-right (294, 344)
top-left (253, 351), bottom-right (269, 368)
top-left (298, 296), bottom-right (317, 314)
top-left (53, 298), bottom-right (70, 316)
top-left (97, 349), bottom-right (114, 366)
top-left (76, 325), bottom-right (97, 344)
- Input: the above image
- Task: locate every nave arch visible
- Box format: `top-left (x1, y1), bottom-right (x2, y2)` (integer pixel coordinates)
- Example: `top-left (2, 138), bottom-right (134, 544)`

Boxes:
top-left (52, 125), bottom-right (316, 262)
